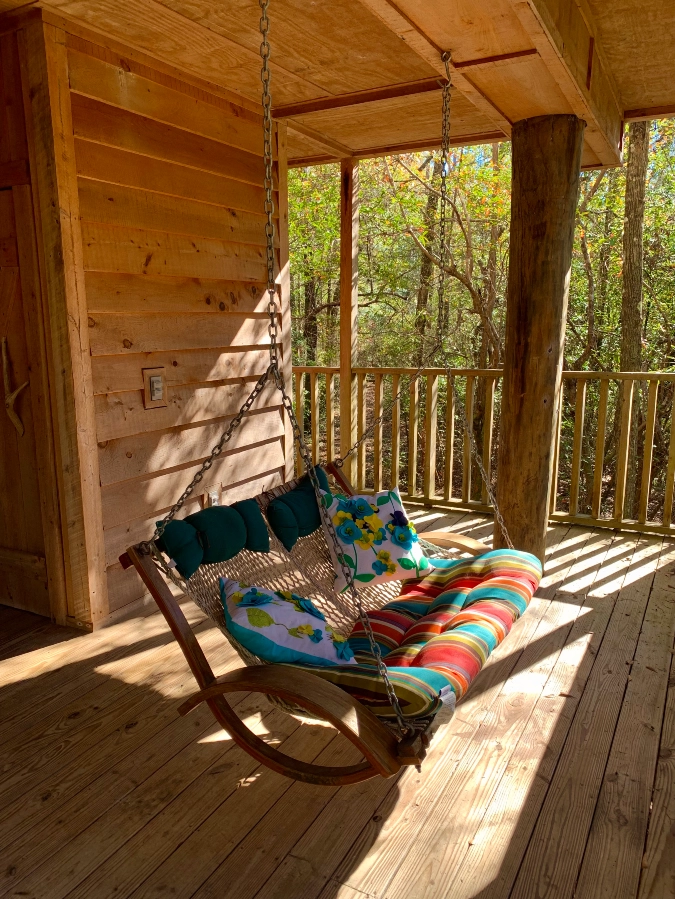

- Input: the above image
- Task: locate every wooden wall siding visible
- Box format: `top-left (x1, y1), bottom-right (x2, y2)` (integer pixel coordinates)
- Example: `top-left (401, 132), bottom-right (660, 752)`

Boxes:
top-left (66, 36), bottom-right (289, 614)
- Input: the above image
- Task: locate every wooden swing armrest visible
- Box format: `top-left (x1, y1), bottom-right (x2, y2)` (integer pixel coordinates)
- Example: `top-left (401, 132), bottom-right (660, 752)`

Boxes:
top-left (421, 530), bottom-right (490, 555)
top-left (178, 664), bottom-right (405, 781)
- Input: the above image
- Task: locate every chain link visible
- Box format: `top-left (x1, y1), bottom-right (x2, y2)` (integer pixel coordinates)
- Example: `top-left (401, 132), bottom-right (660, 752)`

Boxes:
top-left (260, 0), bottom-right (281, 374)
top-left (434, 51), bottom-right (514, 550)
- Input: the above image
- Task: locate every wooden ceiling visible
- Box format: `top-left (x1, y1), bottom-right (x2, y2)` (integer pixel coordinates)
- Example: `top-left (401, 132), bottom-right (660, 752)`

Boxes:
top-left (2, 0), bottom-right (674, 168)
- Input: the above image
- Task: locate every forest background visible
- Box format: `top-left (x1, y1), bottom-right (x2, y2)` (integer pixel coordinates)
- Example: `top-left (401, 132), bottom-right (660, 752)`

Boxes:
top-left (288, 120), bottom-right (675, 521)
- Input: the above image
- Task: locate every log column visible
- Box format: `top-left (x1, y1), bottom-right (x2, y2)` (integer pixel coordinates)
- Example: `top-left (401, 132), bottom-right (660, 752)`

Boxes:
top-left (339, 160), bottom-right (359, 482)
top-left (495, 115), bottom-right (585, 563)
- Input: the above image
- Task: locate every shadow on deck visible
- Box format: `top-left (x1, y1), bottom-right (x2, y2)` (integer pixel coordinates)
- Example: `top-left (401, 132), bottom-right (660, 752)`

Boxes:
top-left (1, 509), bottom-right (674, 899)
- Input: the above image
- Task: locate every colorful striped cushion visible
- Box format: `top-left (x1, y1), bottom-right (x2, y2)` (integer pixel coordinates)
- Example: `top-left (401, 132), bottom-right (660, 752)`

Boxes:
top-left (348, 608), bottom-right (417, 663)
top-left (347, 549), bottom-right (542, 709)
top-left (297, 663), bottom-right (455, 719)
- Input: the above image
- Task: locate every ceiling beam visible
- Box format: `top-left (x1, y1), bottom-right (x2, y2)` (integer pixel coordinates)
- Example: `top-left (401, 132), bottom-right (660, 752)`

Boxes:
top-left (273, 77), bottom-right (443, 119)
top-left (285, 120), bottom-right (353, 158)
top-left (510, 0), bottom-right (623, 165)
top-left (353, 0), bottom-right (512, 138)
top-left (288, 131), bottom-right (506, 167)
top-left (624, 104), bottom-right (675, 122)
top-left (274, 50), bottom-right (541, 119)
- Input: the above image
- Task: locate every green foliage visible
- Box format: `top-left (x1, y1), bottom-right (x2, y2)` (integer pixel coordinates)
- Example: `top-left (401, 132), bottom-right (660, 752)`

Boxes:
top-left (288, 123), bottom-right (675, 373)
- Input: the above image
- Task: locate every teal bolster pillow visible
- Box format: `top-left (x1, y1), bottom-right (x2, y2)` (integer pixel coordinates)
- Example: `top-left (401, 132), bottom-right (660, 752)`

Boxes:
top-left (232, 499), bottom-right (270, 553)
top-left (266, 498), bottom-right (299, 551)
top-left (185, 506), bottom-right (246, 563)
top-left (267, 467), bottom-right (329, 551)
top-left (155, 519), bottom-right (203, 579)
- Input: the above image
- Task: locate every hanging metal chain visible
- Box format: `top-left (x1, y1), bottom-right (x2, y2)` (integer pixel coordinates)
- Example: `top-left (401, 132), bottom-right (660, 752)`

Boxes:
top-left (434, 51), bottom-right (514, 550)
top-left (278, 380), bottom-right (411, 734)
top-left (437, 52), bottom-right (452, 335)
top-left (148, 370), bottom-right (271, 545)
top-left (260, 0), bottom-right (281, 375)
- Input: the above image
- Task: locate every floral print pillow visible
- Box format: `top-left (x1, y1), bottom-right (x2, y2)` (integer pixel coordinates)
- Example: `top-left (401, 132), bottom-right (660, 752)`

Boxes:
top-left (320, 488), bottom-right (432, 593)
top-left (219, 578), bottom-right (355, 667)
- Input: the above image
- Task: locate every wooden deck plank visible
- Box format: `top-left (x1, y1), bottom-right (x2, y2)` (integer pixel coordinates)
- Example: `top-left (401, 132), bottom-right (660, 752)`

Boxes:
top-left (193, 737), bottom-right (366, 898)
top-left (1, 516), bottom-right (673, 900)
top-left (0, 689), bottom-right (248, 896)
top-left (639, 551), bottom-right (675, 898)
top-left (0, 602), bottom-right (205, 748)
top-left (7, 697), bottom-right (266, 898)
top-left (329, 524), bottom-right (581, 898)
top-left (56, 702), bottom-right (303, 899)
top-left (132, 723), bottom-right (340, 899)
top-left (511, 535), bottom-right (666, 898)
top-left (0, 618), bottom-right (233, 853)
top-left (576, 539), bottom-right (675, 898)
top-left (444, 534), bottom-right (656, 898)
top-left (383, 531), bottom-right (623, 899)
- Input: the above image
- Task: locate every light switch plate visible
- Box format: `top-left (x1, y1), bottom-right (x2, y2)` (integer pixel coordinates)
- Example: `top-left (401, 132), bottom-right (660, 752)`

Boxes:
top-left (142, 367), bottom-right (168, 409)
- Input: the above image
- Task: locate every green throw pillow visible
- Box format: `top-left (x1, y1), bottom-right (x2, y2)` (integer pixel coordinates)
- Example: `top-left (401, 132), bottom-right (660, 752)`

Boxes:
top-left (232, 499), bottom-right (270, 553)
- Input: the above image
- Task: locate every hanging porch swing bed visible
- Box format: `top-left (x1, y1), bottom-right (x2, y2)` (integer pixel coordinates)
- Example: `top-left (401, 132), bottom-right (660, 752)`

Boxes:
top-left (121, 0), bottom-right (542, 786)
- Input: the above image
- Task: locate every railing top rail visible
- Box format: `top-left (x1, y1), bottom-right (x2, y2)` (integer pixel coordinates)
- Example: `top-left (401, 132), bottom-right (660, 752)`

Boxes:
top-left (292, 366), bottom-right (675, 382)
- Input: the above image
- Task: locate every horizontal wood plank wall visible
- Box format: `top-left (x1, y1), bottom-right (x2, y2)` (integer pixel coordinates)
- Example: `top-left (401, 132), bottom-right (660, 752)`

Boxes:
top-left (65, 35), bottom-right (288, 615)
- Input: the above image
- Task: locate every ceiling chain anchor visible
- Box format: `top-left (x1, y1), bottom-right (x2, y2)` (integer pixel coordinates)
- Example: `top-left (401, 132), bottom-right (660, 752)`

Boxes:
top-left (2, 336), bottom-right (28, 437)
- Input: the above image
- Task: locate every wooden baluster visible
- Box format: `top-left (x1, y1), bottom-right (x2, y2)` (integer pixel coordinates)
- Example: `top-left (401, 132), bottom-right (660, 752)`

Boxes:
top-left (591, 378), bottom-right (609, 519)
top-left (549, 392), bottom-right (563, 514)
top-left (357, 372), bottom-right (366, 491)
top-left (663, 387), bottom-right (675, 527)
top-left (309, 370), bottom-right (319, 465)
top-left (373, 373), bottom-right (383, 492)
top-left (390, 373), bottom-right (400, 489)
top-left (462, 375), bottom-right (474, 503)
top-left (408, 377), bottom-right (419, 498)
top-left (481, 376), bottom-right (495, 505)
top-left (423, 373), bottom-right (438, 502)
top-left (444, 376), bottom-right (455, 502)
top-left (325, 373), bottom-right (334, 463)
top-left (638, 379), bottom-right (659, 524)
top-left (570, 378), bottom-right (587, 516)
top-left (294, 371), bottom-right (304, 477)
top-left (614, 379), bottom-right (634, 521)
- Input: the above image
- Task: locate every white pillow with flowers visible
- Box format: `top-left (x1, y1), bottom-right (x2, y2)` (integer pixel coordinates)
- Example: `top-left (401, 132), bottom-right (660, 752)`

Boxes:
top-left (219, 578), bottom-right (355, 667)
top-left (320, 487), bottom-right (432, 592)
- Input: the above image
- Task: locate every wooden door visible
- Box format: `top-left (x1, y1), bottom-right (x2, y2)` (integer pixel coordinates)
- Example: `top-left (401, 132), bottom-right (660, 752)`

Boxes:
top-left (0, 189), bottom-right (50, 615)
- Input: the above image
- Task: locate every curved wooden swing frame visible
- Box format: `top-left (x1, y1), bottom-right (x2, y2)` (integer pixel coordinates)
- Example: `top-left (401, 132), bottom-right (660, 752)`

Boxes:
top-left (121, 464), bottom-right (489, 786)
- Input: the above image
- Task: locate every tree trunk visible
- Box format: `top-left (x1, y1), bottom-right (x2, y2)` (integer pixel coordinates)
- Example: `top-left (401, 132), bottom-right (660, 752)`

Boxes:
top-left (415, 180), bottom-right (438, 363)
top-left (495, 115), bottom-right (585, 563)
top-left (620, 121), bottom-right (649, 518)
top-left (303, 272), bottom-right (319, 364)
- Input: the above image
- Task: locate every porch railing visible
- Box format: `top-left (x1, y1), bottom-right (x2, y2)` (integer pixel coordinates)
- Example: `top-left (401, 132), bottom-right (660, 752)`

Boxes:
top-left (292, 366), bottom-right (675, 538)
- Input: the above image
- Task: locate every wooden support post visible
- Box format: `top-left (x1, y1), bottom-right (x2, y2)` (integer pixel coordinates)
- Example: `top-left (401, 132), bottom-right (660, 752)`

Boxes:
top-left (408, 378), bottom-right (419, 498)
top-left (294, 372), bottom-right (304, 477)
top-left (339, 159), bottom-right (358, 482)
top-left (357, 372), bottom-right (366, 491)
top-left (390, 373), bottom-right (400, 490)
top-left (481, 376), bottom-right (496, 505)
top-left (20, 20), bottom-right (108, 624)
top-left (373, 372), bottom-right (383, 492)
top-left (549, 396), bottom-right (562, 514)
top-left (309, 370), bottom-right (319, 465)
top-left (638, 379), bottom-right (659, 524)
top-left (495, 115), bottom-right (585, 562)
top-left (663, 389), bottom-right (675, 527)
top-left (570, 378), bottom-right (587, 515)
top-left (325, 373), bottom-right (335, 463)
top-left (444, 377), bottom-right (455, 502)
top-left (423, 373), bottom-right (438, 502)
top-left (462, 375), bottom-right (475, 503)
top-left (591, 377), bottom-right (609, 519)
top-left (614, 379), bottom-right (634, 520)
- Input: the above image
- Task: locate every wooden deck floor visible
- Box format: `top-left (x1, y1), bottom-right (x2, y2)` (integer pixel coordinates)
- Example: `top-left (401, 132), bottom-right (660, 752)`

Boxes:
top-left (1, 512), bottom-right (675, 899)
